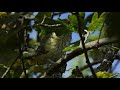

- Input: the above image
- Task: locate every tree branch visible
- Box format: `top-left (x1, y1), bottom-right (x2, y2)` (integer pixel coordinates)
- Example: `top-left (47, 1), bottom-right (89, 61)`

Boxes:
top-left (75, 12), bottom-right (97, 78)
top-left (72, 59), bottom-right (120, 78)
top-left (40, 37), bottom-right (118, 78)
top-left (21, 57), bottom-right (27, 78)
top-left (79, 60), bottom-right (102, 71)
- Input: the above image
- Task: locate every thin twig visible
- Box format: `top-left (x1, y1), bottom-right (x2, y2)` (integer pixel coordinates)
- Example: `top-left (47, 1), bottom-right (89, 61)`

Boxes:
top-left (78, 59), bottom-right (120, 72)
top-left (1, 54), bottom-right (21, 78)
top-left (75, 12), bottom-right (97, 78)
top-left (2, 29), bottom-right (29, 78)
top-left (96, 23), bottom-right (105, 46)
top-left (1, 26), bottom-right (23, 78)
top-left (35, 23), bottom-right (62, 27)
top-left (80, 60), bottom-right (102, 71)
top-left (20, 29), bottom-right (29, 78)
top-left (21, 57), bottom-right (27, 78)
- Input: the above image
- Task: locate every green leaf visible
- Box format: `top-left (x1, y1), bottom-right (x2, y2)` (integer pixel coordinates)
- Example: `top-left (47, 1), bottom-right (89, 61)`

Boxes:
top-left (68, 14), bottom-right (78, 32)
top-left (96, 71), bottom-right (112, 78)
top-left (111, 46), bottom-right (120, 51)
top-left (87, 35), bottom-right (99, 42)
top-left (56, 18), bottom-right (75, 32)
top-left (68, 13), bottom-right (86, 32)
top-left (63, 46), bottom-right (79, 52)
top-left (91, 12), bottom-right (98, 23)
top-left (63, 40), bottom-right (80, 52)
top-left (79, 12), bottom-right (85, 18)
top-left (88, 12), bottom-right (106, 32)
top-left (99, 12), bottom-right (106, 19)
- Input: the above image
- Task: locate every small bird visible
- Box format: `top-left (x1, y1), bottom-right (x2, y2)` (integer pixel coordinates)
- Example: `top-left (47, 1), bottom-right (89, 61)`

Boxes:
top-left (79, 29), bottom-right (90, 46)
top-left (28, 32), bottom-right (72, 78)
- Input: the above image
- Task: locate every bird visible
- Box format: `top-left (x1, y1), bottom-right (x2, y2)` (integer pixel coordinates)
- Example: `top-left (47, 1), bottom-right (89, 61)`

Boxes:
top-left (27, 32), bottom-right (72, 78)
top-left (79, 29), bottom-right (90, 46)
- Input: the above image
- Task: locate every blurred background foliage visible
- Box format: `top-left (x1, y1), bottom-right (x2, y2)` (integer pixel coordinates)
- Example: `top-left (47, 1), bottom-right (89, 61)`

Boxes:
top-left (0, 12), bottom-right (120, 78)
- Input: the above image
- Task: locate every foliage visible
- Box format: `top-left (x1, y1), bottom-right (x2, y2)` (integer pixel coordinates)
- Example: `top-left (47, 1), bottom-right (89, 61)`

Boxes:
top-left (0, 12), bottom-right (7, 18)
top-left (96, 71), bottom-right (112, 78)
top-left (88, 12), bottom-right (106, 32)
top-left (0, 12), bottom-right (120, 78)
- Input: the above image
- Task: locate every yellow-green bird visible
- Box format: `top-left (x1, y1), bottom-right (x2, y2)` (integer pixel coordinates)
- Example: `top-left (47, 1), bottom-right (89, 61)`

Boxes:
top-left (26, 32), bottom-right (71, 78)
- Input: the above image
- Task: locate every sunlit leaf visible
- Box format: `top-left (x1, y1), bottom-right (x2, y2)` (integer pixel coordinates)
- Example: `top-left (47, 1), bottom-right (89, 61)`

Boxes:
top-left (96, 71), bottom-right (112, 78)
top-left (91, 12), bottom-right (98, 23)
top-left (88, 12), bottom-right (106, 32)
top-left (63, 46), bottom-right (78, 52)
